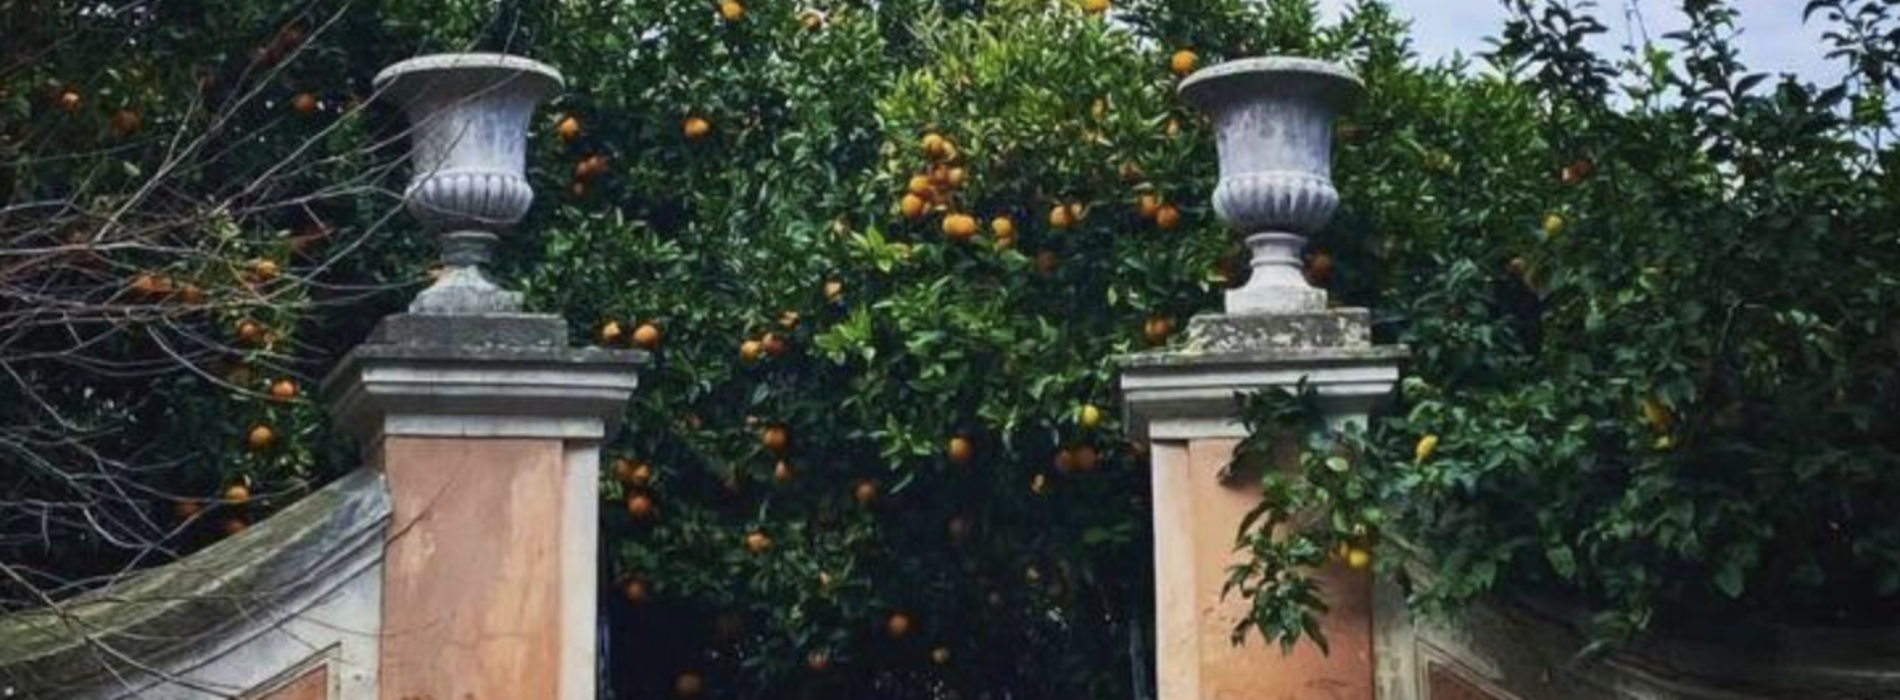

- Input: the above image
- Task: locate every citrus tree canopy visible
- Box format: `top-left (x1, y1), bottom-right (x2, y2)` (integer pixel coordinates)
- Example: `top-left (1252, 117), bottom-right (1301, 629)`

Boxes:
top-left (5, 0), bottom-right (1900, 697)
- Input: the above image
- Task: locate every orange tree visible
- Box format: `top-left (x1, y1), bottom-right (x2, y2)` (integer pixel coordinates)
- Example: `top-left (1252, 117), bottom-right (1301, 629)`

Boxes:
top-left (18, 0), bottom-right (1900, 696)
top-left (510, 0), bottom-right (1481, 695)
top-left (1225, 0), bottom-right (1900, 656)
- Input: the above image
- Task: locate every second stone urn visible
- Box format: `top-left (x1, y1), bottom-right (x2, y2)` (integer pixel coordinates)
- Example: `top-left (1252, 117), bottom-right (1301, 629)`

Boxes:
top-left (376, 53), bottom-right (564, 314)
top-left (1181, 57), bottom-right (1361, 315)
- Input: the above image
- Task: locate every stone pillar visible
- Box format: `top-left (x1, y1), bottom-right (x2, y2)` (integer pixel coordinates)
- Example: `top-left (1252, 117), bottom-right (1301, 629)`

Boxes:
top-left (1120, 57), bottom-right (1405, 700)
top-left (321, 54), bottom-right (641, 700)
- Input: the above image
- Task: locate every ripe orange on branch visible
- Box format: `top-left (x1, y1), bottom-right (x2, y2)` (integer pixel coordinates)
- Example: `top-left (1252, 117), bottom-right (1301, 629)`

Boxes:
top-left (556, 114), bottom-right (581, 141)
top-left (744, 530), bottom-right (772, 554)
top-left (245, 424), bottom-right (275, 452)
top-left (942, 213), bottom-right (978, 241)
top-left (682, 115), bottom-right (712, 141)
top-left (761, 424), bottom-right (790, 453)
top-left (946, 435), bottom-right (974, 465)
top-left (632, 322), bottom-right (662, 349)
top-left (1170, 49), bottom-right (1199, 76)
top-left (1153, 204), bottom-right (1182, 230)
top-left (886, 612), bottom-right (913, 639)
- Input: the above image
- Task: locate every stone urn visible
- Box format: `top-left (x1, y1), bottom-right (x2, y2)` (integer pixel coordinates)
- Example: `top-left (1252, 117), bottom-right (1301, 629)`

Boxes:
top-left (375, 53), bottom-right (563, 314)
top-left (1180, 57), bottom-right (1361, 315)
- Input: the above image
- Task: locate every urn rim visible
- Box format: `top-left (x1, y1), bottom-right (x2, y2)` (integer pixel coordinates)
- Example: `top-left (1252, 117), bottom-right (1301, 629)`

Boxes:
top-left (373, 52), bottom-right (565, 106)
top-left (1179, 56), bottom-right (1363, 112)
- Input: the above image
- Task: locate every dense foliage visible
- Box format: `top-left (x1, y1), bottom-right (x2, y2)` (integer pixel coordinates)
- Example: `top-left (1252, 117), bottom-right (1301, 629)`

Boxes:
top-left (6, 0), bottom-right (1899, 697)
top-left (1229, 0), bottom-right (1900, 650)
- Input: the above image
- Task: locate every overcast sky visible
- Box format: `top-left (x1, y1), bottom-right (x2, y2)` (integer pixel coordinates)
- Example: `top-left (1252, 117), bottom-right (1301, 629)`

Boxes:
top-left (1317, 1), bottom-right (1841, 84)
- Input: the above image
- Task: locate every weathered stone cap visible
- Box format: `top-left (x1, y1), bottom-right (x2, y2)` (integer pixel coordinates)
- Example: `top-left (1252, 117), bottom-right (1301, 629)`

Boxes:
top-left (0, 469), bottom-right (389, 697)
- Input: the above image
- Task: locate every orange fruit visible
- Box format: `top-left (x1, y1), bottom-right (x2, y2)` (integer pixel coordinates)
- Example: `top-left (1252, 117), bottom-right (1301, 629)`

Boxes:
top-left (599, 320), bottom-right (624, 345)
top-left (761, 424), bottom-right (790, 453)
top-left (930, 647), bottom-right (952, 665)
top-left (1346, 547), bottom-right (1372, 570)
top-left (556, 115), bottom-right (581, 142)
top-left (853, 479), bottom-right (879, 506)
top-left (900, 193), bottom-right (927, 219)
top-left (907, 174), bottom-right (935, 197)
top-left (1136, 193), bottom-right (1161, 219)
top-left (291, 92), bottom-right (317, 115)
top-left (683, 115), bottom-right (712, 140)
top-left (824, 279), bottom-right (845, 301)
top-left (1030, 473), bottom-right (1049, 494)
top-left (1170, 49), bottom-right (1198, 76)
top-left (55, 89), bottom-right (81, 112)
top-left (718, 0), bottom-right (744, 21)
top-left (111, 108), bottom-right (142, 136)
top-left (740, 339), bottom-right (764, 363)
top-left (1542, 212), bottom-right (1566, 237)
top-left (942, 213), bottom-right (978, 241)
top-left (632, 323), bottom-right (662, 349)
top-left (761, 331), bottom-right (788, 356)
top-left (778, 310), bottom-right (800, 330)
top-left (773, 460), bottom-right (794, 484)
top-left (1142, 315), bottom-right (1175, 346)
top-left (576, 154), bottom-right (609, 179)
top-left (221, 518), bottom-right (250, 536)
top-left (1153, 204), bottom-right (1182, 230)
top-left (946, 435), bottom-right (974, 465)
top-left (920, 132), bottom-right (951, 160)
top-left (622, 578), bottom-right (650, 605)
top-left (268, 378), bottom-right (297, 401)
top-left (1073, 444), bottom-right (1100, 472)
top-left (886, 612), bottom-right (912, 639)
top-left (250, 258), bottom-right (280, 282)
top-left (626, 493), bottom-right (657, 521)
top-left (235, 319), bottom-right (266, 345)
top-left (806, 650), bottom-right (831, 672)
top-left (223, 483), bottom-right (251, 504)
top-left (173, 499), bottom-right (203, 521)
top-left (1048, 204), bottom-right (1075, 229)
top-left (800, 9), bottom-right (825, 30)
top-left (745, 530), bottom-right (772, 554)
top-left (1077, 403), bottom-right (1103, 430)
top-left (989, 215), bottom-right (1016, 240)
top-left (1053, 448), bottom-right (1078, 474)
top-left (246, 424), bottom-right (275, 451)
top-left (675, 671), bottom-right (704, 698)
top-left (1306, 252), bottom-right (1336, 284)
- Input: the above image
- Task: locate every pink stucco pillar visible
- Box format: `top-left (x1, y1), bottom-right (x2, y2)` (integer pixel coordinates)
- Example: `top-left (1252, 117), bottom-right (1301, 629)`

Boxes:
top-left (1120, 310), bottom-right (1403, 700)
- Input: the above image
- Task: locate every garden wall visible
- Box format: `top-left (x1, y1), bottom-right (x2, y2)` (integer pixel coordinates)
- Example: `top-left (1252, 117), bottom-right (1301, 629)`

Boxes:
top-left (0, 469), bottom-right (386, 699)
top-left (1383, 590), bottom-right (1900, 700)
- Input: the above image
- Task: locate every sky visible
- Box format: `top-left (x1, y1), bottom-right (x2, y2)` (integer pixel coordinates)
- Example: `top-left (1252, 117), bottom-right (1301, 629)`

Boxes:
top-left (1316, 1), bottom-right (1841, 84)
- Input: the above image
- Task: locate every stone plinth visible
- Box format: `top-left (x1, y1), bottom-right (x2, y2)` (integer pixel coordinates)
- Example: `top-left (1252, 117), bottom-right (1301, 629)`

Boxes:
top-left (323, 312), bottom-right (641, 700)
top-left (1121, 309), bottom-right (1402, 700)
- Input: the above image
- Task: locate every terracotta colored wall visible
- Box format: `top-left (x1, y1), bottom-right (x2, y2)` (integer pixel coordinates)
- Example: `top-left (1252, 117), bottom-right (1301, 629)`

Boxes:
top-left (379, 437), bottom-right (567, 700)
top-left (254, 664), bottom-right (329, 700)
top-left (1152, 438), bottom-right (1376, 700)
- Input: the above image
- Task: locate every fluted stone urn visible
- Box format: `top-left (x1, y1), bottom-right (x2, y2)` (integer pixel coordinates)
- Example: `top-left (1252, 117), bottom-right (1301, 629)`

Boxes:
top-left (376, 53), bottom-right (563, 314)
top-left (1181, 57), bottom-right (1361, 315)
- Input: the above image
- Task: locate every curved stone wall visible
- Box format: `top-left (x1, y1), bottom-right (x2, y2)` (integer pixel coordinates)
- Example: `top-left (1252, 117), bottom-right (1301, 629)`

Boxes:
top-left (0, 468), bottom-right (388, 699)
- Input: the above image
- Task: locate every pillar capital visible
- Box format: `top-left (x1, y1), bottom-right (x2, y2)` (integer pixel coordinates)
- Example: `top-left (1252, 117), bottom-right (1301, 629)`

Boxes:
top-left (1120, 308), bottom-right (1404, 440)
top-left (323, 313), bottom-right (643, 446)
